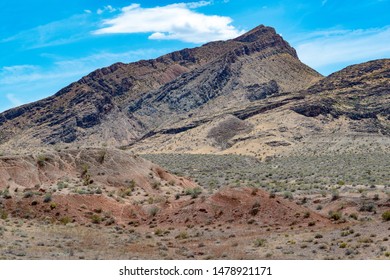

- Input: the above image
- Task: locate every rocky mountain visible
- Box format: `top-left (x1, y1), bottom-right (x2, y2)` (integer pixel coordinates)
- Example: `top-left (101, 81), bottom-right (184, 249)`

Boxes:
top-left (0, 25), bottom-right (321, 150)
top-left (128, 58), bottom-right (389, 158)
top-left (294, 59), bottom-right (390, 124)
top-left (0, 24), bottom-right (389, 158)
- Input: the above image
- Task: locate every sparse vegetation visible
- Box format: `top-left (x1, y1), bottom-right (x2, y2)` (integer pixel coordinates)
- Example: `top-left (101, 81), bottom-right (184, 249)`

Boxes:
top-left (185, 187), bottom-right (202, 199)
top-left (60, 216), bottom-right (71, 225)
top-left (142, 153), bottom-right (390, 192)
top-left (91, 214), bottom-right (102, 224)
top-left (329, 211), bottom-right (342, 221)
top-left (0, 210), bottom-right (8, 220)
top-left (149, 206), bottom-right (159, 217)
top-left (175, 231), bottom-right (188, 239)
top-left (254, 238), bottom-right (267, 247)
top-left (37, 154), bottom-right (49, 167)
top-left (43, 193), bottom-right (52, 203)
top-left (382, 211), bottom-right (390, 221)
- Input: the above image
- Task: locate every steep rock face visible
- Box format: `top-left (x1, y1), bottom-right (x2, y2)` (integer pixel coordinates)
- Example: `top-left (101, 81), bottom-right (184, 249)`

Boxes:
top-left (293, 59), bottom-right (390, 134)
top-left (0, 25), bottom-right (322, 148)
top-left (125, 26), bottom-right (321, 136)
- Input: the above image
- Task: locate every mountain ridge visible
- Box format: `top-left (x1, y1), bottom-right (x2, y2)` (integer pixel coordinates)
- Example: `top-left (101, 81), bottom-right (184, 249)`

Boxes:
top-left (0, 25), bottom-right (322, 149)
top-left (0, 25), bottom-right (389, 156)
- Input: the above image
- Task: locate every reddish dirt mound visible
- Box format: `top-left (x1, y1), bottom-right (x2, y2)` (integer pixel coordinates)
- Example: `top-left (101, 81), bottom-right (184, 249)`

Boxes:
top-left (156, 187), bottom-right (330, 228)
top-left (0, 148), bottom-right (195, 192)
top-left (4, 194), bottom-right (143, 225)
top-left (4, 187), bottom-right (330, 229)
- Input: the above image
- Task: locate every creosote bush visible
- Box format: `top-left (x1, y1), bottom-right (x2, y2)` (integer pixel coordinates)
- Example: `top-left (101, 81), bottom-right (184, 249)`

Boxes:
top-left (149, 206), bottom-right (159, 217)
top-left (329, 211), bottom-right (342, 221)
top-left (254, 238), bottom-right (266, 247)
top-left (382, 211), bottom-right (390, 221)
top-left (91, 214), bottom-right (102, 224)
top-left (0, 210), bottom-right (8, 220)
top-left (43, 193), bottom-right (52, 203)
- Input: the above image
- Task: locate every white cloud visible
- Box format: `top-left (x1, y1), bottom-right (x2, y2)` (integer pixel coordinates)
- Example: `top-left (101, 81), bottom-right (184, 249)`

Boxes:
top-left (97, 5), bottom-right (117, 15)
top-left (321, 0), bottom-right (328, 6)
top-left (186, 1), bottom-right (212, 8)
top-left (93, 2), bottom-right (244, 43)
top-left (293, 26), bottom-right (390, 74)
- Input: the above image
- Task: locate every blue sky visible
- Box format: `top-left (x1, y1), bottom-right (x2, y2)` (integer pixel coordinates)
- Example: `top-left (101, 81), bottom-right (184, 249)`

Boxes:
top-left (1, 0), bottom-right (389, 113)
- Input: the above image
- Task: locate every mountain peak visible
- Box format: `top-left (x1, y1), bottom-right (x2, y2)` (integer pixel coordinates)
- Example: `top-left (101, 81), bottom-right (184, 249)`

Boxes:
top-left (233, 25), bottom-right (298, 59)
top-left (234, 25), bottom-right (276, 43)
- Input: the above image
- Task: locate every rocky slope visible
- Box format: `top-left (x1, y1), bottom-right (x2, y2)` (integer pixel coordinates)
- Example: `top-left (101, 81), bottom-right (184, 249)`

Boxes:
top-left (293, 59), bottom-right (390, 133)
top-left (129, 59), bottom-right (390, 157)
top-left (0, 25), bottom-right (321, 149)
top-left (0, 148), bottom-right (195, 191)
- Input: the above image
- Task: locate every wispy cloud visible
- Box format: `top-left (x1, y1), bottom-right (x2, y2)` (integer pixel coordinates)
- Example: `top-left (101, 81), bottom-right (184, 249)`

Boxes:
top-left (93, 2), bottom-right (244, 43)
top-left (186, 1), bottom-right (212, 8)
top-left (1, 14), bottom-right (92, 49)
top-left (1, 48), bottom-right (167, 86)
top-left (293, 26), bottom-right (390, 74)
top-left (97, 5), bottom-right (117, 15)
top-left (0, 48), bottom-right (169, 112)
top-left (5, 94), bottom-right (23, 107)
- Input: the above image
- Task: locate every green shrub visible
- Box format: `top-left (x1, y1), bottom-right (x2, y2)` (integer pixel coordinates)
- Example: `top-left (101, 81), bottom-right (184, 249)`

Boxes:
top-left (254, 238), bottom-right (267, 247)
top-left (43, 193), bottom-right (52, 203)
top-left (349, 213), bottom-right (358, 220)
top-left (23, 191), bottom-right (34, 198)
top-left (359, 203), bottom-right (376, 212)
top-left (283, 191), bottom-right (293, 200)
top-left (185, 187), bottom-right (202, 199)
top-left (0, 210), bottom-right (8, 220)
top-left (60, 216), bottom-right (71, 225)
top-left (2, 189), bottom-right (11, 199)
top-left (382, 211), bottom-right (390, 221)
top-left (339, 242), bottom-right (347, 248)
top-left (329, 211), bottom-right (342, 220)
top-left (175, 231), bottom-right (188, 239)
top-left (37, 155), bottom-right (48, 167)
top-left (149, 206), bottom-right (159, 217)
top-left (337, 180), bottom-right (345, 186)
top-left (331, 189), bottom-right (340, 201)
top-left (57, 181), bottom-right (68, 190)
top-left (91, 214), bottom-right (102, 224)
